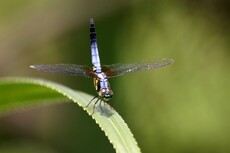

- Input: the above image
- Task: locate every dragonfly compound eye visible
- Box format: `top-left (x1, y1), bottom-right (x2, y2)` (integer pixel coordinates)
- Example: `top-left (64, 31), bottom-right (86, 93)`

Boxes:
top-left (98, 88), bottom-right (113, 101)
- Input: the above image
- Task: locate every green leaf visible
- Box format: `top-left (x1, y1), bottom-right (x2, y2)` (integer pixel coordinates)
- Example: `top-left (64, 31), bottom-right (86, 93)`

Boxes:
top-left (0, 77), bottom-right (141, 153)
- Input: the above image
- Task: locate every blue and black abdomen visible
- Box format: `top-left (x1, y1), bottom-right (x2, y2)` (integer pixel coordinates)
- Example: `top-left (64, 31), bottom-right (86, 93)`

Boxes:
top-left (90, 18), bottom-right (97, 44)
top-left (90, 18), bottom-right (101, 72)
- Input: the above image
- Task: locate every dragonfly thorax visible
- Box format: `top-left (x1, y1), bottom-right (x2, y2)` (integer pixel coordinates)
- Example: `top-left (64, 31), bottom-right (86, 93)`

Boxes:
top-left (93, 72), bottom-right (113, 101)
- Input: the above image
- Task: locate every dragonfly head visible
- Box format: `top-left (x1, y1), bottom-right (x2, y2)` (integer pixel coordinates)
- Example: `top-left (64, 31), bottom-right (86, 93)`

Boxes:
top-left (98, 88), bottom-right (113, 102)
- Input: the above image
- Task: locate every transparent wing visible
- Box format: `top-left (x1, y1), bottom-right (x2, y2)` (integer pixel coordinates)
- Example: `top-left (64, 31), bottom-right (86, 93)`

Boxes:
top-left (30, 64), bottom-right (95, 78)
top-left (102, 58), bottom-right (174, 78)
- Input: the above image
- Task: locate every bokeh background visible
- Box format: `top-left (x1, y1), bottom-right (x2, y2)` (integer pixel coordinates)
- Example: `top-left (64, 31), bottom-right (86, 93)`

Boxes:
top-left (0, 0), bottom-right (230, 153)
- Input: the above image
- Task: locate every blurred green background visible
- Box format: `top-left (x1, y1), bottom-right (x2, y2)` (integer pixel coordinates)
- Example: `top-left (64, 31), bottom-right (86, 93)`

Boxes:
top-left (0, 0), bottom-right (230, 153)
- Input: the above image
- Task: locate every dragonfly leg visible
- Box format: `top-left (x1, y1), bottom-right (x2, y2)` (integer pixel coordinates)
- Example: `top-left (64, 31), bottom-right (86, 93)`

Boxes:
top-left (92, 97), bottom-right (101, 114)
top-left (85, 96), bottom-right (110, 114)
top-left (99, 99), bottom-right (104, 113)
top-left (85, 95), bottom-right (98, 108)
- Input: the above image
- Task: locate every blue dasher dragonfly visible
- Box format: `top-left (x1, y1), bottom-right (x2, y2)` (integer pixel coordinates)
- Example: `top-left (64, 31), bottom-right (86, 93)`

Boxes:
top-left (30, 18), bottom-right (174, 112)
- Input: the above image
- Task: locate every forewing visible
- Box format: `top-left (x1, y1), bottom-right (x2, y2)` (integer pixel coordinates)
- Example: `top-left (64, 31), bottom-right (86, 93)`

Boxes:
top-left (30, 64), bottom-right (95, 78)
top-left (102, 58), bottom-right (174, 78)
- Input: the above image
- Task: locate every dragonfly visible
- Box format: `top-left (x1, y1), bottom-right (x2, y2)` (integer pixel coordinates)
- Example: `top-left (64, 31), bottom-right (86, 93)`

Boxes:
top-left (30, 18), bottom-right (174, 112)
